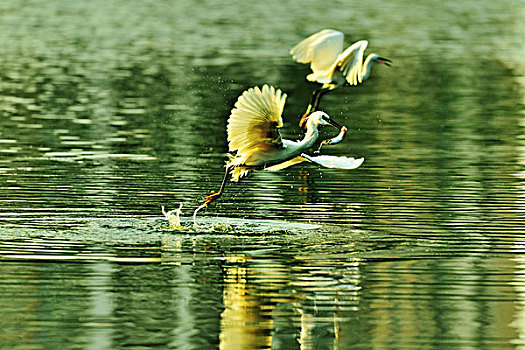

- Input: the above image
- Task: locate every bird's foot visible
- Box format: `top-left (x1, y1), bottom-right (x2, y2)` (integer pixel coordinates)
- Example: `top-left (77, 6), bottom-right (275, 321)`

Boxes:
top-left (193, 191), bottom-right (221, 227)
top-left (203, 191), bottom-right (221, 206)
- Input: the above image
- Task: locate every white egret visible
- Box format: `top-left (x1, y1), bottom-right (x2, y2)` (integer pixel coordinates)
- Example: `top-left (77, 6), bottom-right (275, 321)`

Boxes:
top-left (290, 29), bottom-right (391, 126)
top-left (197, 84), bottom-right (364, 211)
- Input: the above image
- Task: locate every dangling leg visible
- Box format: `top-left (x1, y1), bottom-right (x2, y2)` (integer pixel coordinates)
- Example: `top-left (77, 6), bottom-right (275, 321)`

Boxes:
top-left (298, 91), bottom-right (318, 127)
top-left (204, 166), bottom-right (231, 205)
top-left (299, 89), bottom-right (321, 127)
top-left (312, 85), bottom-right (334, 112)
top-left (193, 166), bottom-right (232, 225)
top-left (299, 85), bottom-right (334, 127)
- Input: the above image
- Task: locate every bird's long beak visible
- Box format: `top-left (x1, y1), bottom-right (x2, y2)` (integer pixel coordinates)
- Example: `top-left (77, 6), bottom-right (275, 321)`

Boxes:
top-left (327, 117), bottom-right (343, 130)
top-left (377, 57), bottom-right (392, 67)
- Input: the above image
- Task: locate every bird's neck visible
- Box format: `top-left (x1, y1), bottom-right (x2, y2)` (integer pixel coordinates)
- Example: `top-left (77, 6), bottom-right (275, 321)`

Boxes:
top-left (361, 55), bottom-right (376, 81)
top-left (299, 122), bottom-right (319, 149)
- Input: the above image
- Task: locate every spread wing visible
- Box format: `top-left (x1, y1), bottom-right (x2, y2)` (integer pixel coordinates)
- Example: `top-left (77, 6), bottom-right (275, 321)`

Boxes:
top-left (264, 156), bottom-right (308, 171)
top-left (227, 85), bottom-right (286, 158)
top-left (301, 153), bottom-right (365, 169)
top-left (330, 40), bottom-right (368, 85)
top-left (290, 29), bottom-right (344, 80)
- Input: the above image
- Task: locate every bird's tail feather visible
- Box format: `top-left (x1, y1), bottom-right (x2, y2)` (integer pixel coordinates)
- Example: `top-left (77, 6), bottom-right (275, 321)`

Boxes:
top-left (226, 154), bottom-right (249, 182)
top-left (229, 166), bottom-right (249, 182)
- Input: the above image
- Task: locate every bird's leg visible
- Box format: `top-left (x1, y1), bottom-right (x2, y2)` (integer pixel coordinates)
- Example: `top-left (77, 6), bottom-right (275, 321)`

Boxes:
top-left (299, 106), bottom-right (312, 127)
top-left (313, 85), bottom-right (333, 108)
top-left (299, 105), bottom-right (313, 128)
top-left (204, 166), bottom-right (231, 205)
top-left (299, 85), bottom-right (334, 128)
top-left (193, 166), bottom-right (232, 225)
top-left (299, 89), bottom-right (321, 128)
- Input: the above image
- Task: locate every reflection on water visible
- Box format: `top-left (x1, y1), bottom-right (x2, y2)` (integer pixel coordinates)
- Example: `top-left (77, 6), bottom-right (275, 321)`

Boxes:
top-left (0, 0), bottom-right (524, 348)
top-left (2, 227), bottom-right (524, 348)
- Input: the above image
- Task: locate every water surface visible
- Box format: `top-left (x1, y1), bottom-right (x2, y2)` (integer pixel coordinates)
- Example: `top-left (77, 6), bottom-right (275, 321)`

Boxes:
top-left (0, 0), bottom-right (524, 349)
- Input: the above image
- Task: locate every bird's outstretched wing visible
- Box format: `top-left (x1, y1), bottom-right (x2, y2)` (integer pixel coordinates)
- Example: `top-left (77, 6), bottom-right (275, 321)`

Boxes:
top-left (227, 85), bottom-right (286, 159)
top-left (290, 29), bottom-right (343, 83)
top-left (301, 153), bottom-right (364, 169)
top-left (331, 40), bottom-right (368, 86)
top-left (266, 154), bottom-right (364, 172)
top-left (264, 156), bottom-right (308, 171)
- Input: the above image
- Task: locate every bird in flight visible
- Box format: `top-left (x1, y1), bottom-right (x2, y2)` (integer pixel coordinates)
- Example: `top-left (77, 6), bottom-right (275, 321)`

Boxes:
top-left (290, 29), bottom-right (391, 126)
top-left (195, 84), bottom-right (364, 215)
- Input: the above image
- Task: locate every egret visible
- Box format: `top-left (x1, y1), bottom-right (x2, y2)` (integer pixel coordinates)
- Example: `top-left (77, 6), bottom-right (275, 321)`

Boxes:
top-left (290, 29), bottom-right (391, 126)
top-left (196, 84), bottom-right (364, 214)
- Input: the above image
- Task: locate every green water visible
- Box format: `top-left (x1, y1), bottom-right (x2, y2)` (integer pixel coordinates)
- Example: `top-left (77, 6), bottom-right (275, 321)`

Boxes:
top-left (1, 0), bottom-right (524, 349)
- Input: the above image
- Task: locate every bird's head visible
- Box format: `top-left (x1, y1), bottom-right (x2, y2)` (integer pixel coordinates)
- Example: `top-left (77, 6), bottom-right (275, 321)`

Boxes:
top-left (369, 54), bottom-right (392, 67)
top-left (307, 111), bottom-right (343, 130)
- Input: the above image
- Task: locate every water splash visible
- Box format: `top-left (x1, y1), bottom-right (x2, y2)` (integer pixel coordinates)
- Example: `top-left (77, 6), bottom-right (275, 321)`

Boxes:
top-left (193, 201), bottom-right (209, 225)
top-left (160, 205), bottom-right (323, 235)
top-left (161, 204), bottom-right (184, 229)
top-left (161, 204), bottom-right (235, 233)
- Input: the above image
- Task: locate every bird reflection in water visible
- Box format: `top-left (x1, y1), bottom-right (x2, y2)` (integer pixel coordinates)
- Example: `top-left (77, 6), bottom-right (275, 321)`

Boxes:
top-left (217, 254), bottom-right (359, 349)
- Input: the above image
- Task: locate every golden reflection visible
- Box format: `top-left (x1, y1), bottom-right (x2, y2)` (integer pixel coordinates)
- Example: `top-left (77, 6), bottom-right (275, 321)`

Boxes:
top-left (220, 254), bottom-right (273, 350)
top-left (219, 254), bottom-right (362, 349)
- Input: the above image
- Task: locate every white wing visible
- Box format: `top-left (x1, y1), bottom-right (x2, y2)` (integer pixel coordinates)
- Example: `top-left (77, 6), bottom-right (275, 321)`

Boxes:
top-left (264, 156), bottom-right (308, 171)
top-left (290, 29), bottom-right (344, 83)
top-left (329, 40), bottom-right (368, 86)
top-left (227, 85), bottom-right (286, 156)
top-left (301, 153), bottom-right (364, 169)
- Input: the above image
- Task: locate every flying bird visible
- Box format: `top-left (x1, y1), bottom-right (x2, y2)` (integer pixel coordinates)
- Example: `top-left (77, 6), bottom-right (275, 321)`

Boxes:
top-left (290, 29), bottom-right (391, 126)
top-left (198, 85), bottom-right (364, 211)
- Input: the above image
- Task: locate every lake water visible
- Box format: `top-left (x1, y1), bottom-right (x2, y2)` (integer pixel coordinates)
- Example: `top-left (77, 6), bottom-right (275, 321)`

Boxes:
top-left (1, 0), bottom-right (524, 349)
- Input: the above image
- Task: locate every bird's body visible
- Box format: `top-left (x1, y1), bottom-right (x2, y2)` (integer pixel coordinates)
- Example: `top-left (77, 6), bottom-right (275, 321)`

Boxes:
top-left (290, 29), bottom-right (391, 125)
top-left (225, 85), bottom-right (361, 180)
top-left (197, 85), bottom-right (363, 212)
